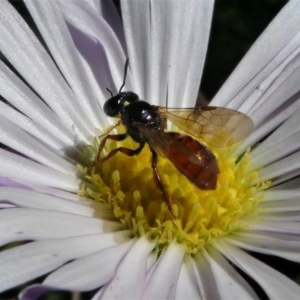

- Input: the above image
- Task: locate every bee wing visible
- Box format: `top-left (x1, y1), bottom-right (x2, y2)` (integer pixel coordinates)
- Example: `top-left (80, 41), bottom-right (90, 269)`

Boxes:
top-left (136, 125), bottom-right (196, 161)
top-left (158, 106), bottom-right (254, 148)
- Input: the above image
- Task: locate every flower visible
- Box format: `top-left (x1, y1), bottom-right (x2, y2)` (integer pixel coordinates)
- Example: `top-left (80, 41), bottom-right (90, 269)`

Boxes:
top-left (1, 0), bottom-right (300, 299)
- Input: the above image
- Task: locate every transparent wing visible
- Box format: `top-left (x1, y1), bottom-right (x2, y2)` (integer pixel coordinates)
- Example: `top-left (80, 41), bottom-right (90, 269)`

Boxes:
top-left (157, 106), bottom-right (254, 147)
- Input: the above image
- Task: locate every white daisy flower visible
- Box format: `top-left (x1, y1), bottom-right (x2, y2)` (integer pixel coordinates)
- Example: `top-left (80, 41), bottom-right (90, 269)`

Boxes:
top-left (1, 0), bottom-right (300, 299)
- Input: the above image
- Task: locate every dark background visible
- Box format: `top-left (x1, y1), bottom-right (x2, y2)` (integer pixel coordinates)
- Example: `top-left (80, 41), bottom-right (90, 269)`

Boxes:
top-left (202, 0), bottom-right (288, 100)
top-left (3, 1), bottom-right (298, 300)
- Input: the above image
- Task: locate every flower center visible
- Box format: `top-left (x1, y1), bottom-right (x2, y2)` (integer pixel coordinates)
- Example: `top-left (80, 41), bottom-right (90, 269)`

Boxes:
top-left (78, 126), bottom-right (269, 254)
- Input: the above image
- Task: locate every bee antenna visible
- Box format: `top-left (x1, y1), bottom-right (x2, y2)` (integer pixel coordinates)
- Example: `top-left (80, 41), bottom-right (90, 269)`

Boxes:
top-left (106, 88), bottom-right (113, 97)
top-left (119, 58), bottom-right (129, 93)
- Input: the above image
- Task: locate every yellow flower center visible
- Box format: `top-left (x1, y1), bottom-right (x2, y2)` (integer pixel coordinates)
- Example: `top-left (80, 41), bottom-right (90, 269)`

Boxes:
top-left (78, 125), bottom-right (269, 254)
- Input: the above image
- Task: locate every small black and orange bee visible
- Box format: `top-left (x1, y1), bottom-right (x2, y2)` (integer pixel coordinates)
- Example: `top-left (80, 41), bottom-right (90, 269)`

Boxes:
top-left (95, 60), bottom-right (253, 216)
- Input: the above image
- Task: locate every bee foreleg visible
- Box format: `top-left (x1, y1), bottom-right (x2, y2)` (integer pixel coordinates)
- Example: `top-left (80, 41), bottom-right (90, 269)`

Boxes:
top-left (98, 120), bottom-right (121, 139)
top-left (94, 132), bottom-right (127, 165)
top-left (96, 142), bottom-right (145, 165)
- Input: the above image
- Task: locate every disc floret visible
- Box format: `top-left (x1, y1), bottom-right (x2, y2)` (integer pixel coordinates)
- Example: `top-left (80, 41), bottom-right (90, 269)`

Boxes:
top-left (78, 129), bottom-right (269, 253)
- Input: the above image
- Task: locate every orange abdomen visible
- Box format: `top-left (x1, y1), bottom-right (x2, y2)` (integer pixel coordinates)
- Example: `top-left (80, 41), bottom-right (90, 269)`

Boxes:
top-left (167, 133), bottom-right (219, 189)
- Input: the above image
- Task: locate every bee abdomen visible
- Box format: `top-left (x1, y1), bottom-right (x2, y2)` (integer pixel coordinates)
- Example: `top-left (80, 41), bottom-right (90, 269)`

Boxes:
top-left (167, 133), bottom-right (219, 190)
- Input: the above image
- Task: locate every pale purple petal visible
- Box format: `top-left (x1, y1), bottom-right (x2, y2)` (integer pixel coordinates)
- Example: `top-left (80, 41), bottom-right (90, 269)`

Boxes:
top-left (20, 285), bottom-right (60, 300)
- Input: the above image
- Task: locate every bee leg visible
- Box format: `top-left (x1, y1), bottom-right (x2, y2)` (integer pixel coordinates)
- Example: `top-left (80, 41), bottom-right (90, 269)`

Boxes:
top-left (150, 147), bottom-right (175, 218)
top-left (98, 120), bottom-right (121, 139)
top-left (94, 132), bottom-right (127, 165)
top-left (96, 142), bottom-right (145, 165)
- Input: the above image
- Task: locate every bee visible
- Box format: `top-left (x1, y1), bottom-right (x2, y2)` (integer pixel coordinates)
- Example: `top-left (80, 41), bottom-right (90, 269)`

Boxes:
top-left (95, 60), bottom-right (253, 217)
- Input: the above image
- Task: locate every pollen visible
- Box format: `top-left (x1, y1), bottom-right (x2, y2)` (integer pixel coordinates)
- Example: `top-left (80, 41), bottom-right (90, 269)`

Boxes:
top-left (78, 126), bottom-right (270, 254)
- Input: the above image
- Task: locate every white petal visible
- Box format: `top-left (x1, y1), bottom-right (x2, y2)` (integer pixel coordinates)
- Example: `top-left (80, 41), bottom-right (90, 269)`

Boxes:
top-left (271, 171), bottom-right (300, 187)
top-left (258, 204), bottom-right (300, 221)
top-left (100, 236), bottom-right (155, 299)
top-left (240, 99), bottom-right (300, 153)
top-left (211, 1), bottom-right (300, 154)
top-left (120, 0), bottom-right (150, 99)
top-left (258, 151), bottom-right (300, 182)
top-left (0, 61), bottom-right (74, 146)
top-left (143, 242), bottom-right (184, 300)
top-left (215, 240), bottom-right (300, 300)
top-left (0, 187), bottom-right (113, 219)
top-left (251, 132), bottom-right (300, 170)
top-left (270, 176), bottom-right (300, 190)
top-left (261, 189), bottom-right (300, 221)
top-left (25, 0), bottom-right (103, 129)
top-left (0, 117), bottom-right (77, 174)
top-left (44, 239), bottom-right (134, 292)
top-left (0, 102), bottom-right (66, 151)
top-left (200, 247), bottom-right (258, 300)
top-left (259, 190), bottom-right (300, 218)
top-left (192, 249), bottom-right (221, 299)
top-left (0, 208), bottom-right (123, 246)
top-left (80, 0), bottom-right (99, 11)
top-left (121, 0), bottom-right (214, 107)
top-left (0, 149), bottom-right (79, 191)
top-left (175, 255), bottom-right (201, 299)
top-left (227, 231), bottom-right (300, 263)
top-left (242, 51), bottom-right (300, 129)
top-left (259, 197), bottom-right (300, 214)
top-left (192, 247), bottom-right (256, 299)
top-left (246, 220), bottom-right (300, 235)
top-left (250, 107), bottom-right (300, 167)
top-left (211, 0), bottom-right (300, 109)
top-left (14, 184), bottom-right (90, 201)
top-left (264, 189), bottom-right (300, 202)
top-left (0, 231), bottom-right (131, 292)
top-left (165, 0), bottom-right (213, 108)
top-left (258, 212), bottom-right (300, 222)
top-left (0, 1), bottom-right (91, 141)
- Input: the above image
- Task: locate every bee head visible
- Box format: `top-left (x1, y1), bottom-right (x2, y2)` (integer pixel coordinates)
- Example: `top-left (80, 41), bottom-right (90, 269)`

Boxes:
top-left (103, 91), bottom-right (139, 117)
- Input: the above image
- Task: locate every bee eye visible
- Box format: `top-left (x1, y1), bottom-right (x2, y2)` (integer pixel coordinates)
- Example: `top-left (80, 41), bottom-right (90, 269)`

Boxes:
top-left (103, 95), bottom-right (123, 117)
top-left (104, 92), bottom-right (139, 117)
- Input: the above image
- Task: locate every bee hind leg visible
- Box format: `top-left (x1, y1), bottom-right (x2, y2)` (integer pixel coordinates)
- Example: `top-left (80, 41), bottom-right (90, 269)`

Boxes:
top-left (150, 147), bottom-right (175, 218)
